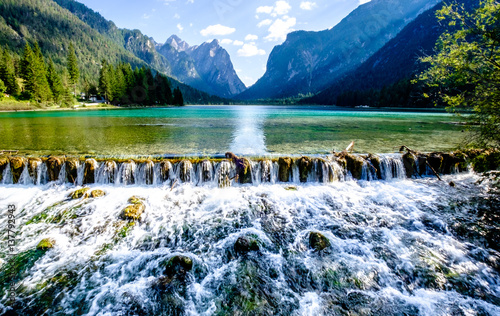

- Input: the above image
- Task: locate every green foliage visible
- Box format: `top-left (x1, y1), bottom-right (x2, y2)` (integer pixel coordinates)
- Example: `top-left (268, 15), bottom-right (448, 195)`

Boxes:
top-left (0, 48), bottom-right (20, 96)
top-left (173, 87), bottom-right (184, 106)
top-left (0, 78), bottom-right (5, 98)
top-left (67, 42), bottom-right (79, 94)
top-left (46, 57), bottom-right (65, 102)
top-left (417, 0), bottom-right (500, 148)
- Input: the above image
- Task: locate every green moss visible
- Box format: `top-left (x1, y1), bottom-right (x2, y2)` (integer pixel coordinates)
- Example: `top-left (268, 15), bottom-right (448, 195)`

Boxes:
top-left (309, 232), bottom-right (331, 251)
top-left (94, 222), bottom-right (136, 257)
top-left (120, 202), bottom-right (145, 221)
top-left (37, 238), bottom-right (56, 250)
top-left (90, 190), bottom-right (106, 198)
top-left (0, 248), bottom-right (48, 289)
top-left (70, 187), bottom-right (90, 199)
top-left (128, 196), bottom-right (145, 204)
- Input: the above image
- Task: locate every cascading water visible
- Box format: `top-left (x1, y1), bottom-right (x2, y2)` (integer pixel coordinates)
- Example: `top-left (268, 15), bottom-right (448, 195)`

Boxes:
top-left (1, 154), bottom-right (499, 315)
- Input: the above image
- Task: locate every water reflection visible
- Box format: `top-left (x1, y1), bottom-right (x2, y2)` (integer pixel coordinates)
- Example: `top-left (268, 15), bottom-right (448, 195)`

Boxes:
top-left (229, 106), bottom-right (268, 155)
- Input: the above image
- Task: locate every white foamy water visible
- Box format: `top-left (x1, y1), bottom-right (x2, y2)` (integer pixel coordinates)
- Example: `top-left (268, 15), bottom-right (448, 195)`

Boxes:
top-left (0, 172), bottom-right (499, 315)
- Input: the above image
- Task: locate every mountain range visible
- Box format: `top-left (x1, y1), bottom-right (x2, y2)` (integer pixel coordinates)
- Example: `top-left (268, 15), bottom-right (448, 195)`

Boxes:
top-left (237, 0), bottom-right (441, 100)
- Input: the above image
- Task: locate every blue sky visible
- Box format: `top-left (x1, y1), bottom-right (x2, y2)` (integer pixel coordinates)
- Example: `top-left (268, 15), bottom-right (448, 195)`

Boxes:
top-left (77, 0), bottom-right (371, 86)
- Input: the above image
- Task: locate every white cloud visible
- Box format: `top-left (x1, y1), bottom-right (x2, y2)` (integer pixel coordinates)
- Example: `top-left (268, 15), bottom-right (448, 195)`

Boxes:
top-left (238, 43), bottom-right (266, 57)
top-left (265, 16), bottom-right (296, 41)
top-left (300, 2), bottom-right (317, 10)
top-left (257, 19), bottom-right (273, 28)
top-left (245, 34), bottom-right (259, 41)
top-left (200, 24), bottom-right (236, 36)
top-left (142, 13), bottom-right (151, 19)
top-left (177, 23), bottom-right (184, 32)
top-left (256, 6), bottom-right (273, 14)
top-left (233, 40), bottom-right (244, 46)
top-left (359, 0), bottom-right (371, 4)
top-left (174, 13), bottom-right (180, 19)
top-left (220, 39), bottom-right (233, 45)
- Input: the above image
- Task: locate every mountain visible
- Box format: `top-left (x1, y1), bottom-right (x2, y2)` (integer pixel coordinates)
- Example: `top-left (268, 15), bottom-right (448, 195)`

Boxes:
top-left (237, 0), bottom-right (441, 100)
top-left (304, 0), bottom-right (479, 106)
top-left (157, 36), bottom-right (246, 98)
top-left (0, 0), bottom-right (226, 104)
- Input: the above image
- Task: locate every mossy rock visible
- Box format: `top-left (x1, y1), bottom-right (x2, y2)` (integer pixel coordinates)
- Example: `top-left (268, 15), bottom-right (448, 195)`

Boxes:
top-left (234, 236), bottom-right (260, 256)
top-left (162, 255), bottom-right (193, 278)
top-left (65, 158), bottom-right (80, 184)
top-left (298, 157), bottom-right (312, 183)
top-left (179, 160), bottom-right (193, 183)
top-left (368, 154), bottom-right (381, 179)
top-left (83, 159), bottom-right (98, 184)
top-left (9, 156), bottom-right (27, 184)
top-left (120, 202), bottom-right (145, 221)
top-left (237, 158), bottom-right (252, 184)
top-left (128, 196), bottom-right (145, 204)
top-left (285, 186), bottom-right (298, 191)
top-left (0, 156), bottom-right (8, 182)
top-left (90, 190), bottom-right (106, 198)
top-left (28, 158), bottom-right (42, 180)
top-left (70, 187), bottom-right (90, 199)
top-left (103, 160), bottom-right (117, 183)
top-left (37, 238), bottom-right (55, 250)
top-left (278, 157), bottom-right (293, 182)
top-left (402, 152), bottom-right (417, 178)
top-left (160, 160), bottom-right (172, 182)
top-left (46, 156), bottom-right (63, 182)
top-left (345, 154), bottom-right (364, 180)
top-left (309, 232), bottom-right (331, 251)
top-left (0, 249), bottom-right (48, 288)
top-left (144, 160), bottom-right (155, 185)
top-left (471, 150), bottom-right (500, 173)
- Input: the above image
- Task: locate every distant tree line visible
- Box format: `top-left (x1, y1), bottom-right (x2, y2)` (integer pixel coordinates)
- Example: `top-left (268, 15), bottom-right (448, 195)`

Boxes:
top-left (96, 60), bottom-right (183, 106)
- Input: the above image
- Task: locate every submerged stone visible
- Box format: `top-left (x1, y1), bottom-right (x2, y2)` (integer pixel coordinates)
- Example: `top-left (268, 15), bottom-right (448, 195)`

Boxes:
top-left (120, 202), bottom-right (145, 221)
top-left (128, 196), bottom-right (145, 204)
top-left (70, 187), bottom-right (90, 199)
top-left (46, 156), bottom-right (63, 182)
top-left (10, 156), bottom-right (27, 184)
top-left (163, 255), bottom-right (193, 278)
top-left (309, 232), bottom-right (331, 251)
top-left (278, 157), bottom-right (293, 182)
top-left (234, 236), bottom-right (260, 256)
top-left (345, 154), bottom-right (364, 180)
top-left (36, 238), bottom-right (55, 250)
top-left (298, 157), bottom-right (312, 183)
top-left (84, 159), bottom-right (98, 184)
top-left (160, 160), bottom-right (172, 182)
top-left (65, 158), bottom-right (79, 184)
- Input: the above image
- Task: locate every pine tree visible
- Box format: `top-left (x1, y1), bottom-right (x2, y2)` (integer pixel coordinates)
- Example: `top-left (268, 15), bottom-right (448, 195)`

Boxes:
top-left (31, 42), bottom-right (52, 102)
top-left (173, 87), bottom-right (184, 106)
top-left (0, 78), bottom-right (6, 99)
top-left (98, 59), bottom-right (113, 102)
top-left (20, 42), bottom-right (35, 99)
top-left (0, 49), bottom-right (20, 96)
top-left (67, 42), bottom-right (80, 96)
top-left (47, 58), bottom-right (64, 103)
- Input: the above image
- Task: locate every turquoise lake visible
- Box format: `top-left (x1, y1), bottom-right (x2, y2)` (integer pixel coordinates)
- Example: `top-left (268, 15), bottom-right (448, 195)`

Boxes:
top-left (0, 106), bottom-right (465, 156)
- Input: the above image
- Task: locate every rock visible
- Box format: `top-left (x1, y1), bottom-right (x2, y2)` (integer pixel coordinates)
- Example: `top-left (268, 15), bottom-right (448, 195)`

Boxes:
top-left (120, 202), bottom-right (145, 221)
top-left (449, 181), bottom-right (456, 187)
top-left (103, 160), bottom-right (117, 183)
top-left (178, 160), bottom-right (193, 183)
top-left (428, 153), bottom-right (443, 174)
top-left (309, 232), bottom-right (331, 251)
top-left (200, 160), bottom-right (213, 183)
top-left (278, 157), bottom-right (293, 182)
top-left (402, 152), bottom-right (417, 178)
top-left (9, 157), bottom-right (27, 184)
top-left (285, 186), bottom-right (298, 191)
top-left (0, 156), bottom-right (8, 181)
top-left (28, 158), bottom-right (42, 181)
top-left (70, 187), bottom-right (90, 199)
top-left (84, 159), bottom-right (98, 184)
top-left (46, 156), bottom-right (63, 182)
top-left (37, 238), bottom-right (55, 250)
top-left (128, 196), bottom-right (145, 204)
top-left (90, 190), bottom-right (106, 198)
top-left (260, 160), bottom-right (272, 183)
top-left (234, 236), bottom-right (260, 256)
top-left (144, 160), bottom-right (155, 185)
top-left (298, 157), bottom-right (312, 183)
top-left (122, 160), bottom-right (136, 184)
top-left (164, 256), bottom-right (193, 277)
top-left (160, 160), bottom-right (173, 182)
top-left (345, 154), bottom-right (364, 180)
top-left (65, 158), bottom-right (79, 184)
top-left (368, 154), bottom-right (381, 179)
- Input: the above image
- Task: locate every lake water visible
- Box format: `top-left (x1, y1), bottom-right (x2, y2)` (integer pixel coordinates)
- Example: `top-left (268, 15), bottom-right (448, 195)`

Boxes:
top-left (0, 106), bottom-right (465, 157)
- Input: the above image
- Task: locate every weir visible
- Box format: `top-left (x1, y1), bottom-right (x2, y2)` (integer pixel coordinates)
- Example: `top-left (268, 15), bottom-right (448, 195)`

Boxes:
top-left (0, 151), bottom-right (468, 186)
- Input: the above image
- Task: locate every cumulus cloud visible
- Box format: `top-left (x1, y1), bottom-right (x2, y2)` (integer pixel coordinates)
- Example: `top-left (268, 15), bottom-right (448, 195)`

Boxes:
top-left (265, 16), bottom-right (296, 41)
top-left (300, 2), bottom-right (317, 10)
top-left (200, 24), bottom-right (236, 36)
top-left (233, 40), bottom-right (244, 46)
top-left (256, 6), bottom-right (273, 14)
top-left (256, 1), bottom-right (291, 17)
top-left (177, 23), bottom-right (183, 32)
top-left (245, 34), bottom-right (259, 41)
top-left (238, 43), bottom-right (266, 57)
top-left (257, 19), bottom-right (273, 28)
top-left (220, 39), bottom-right (233, 45)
